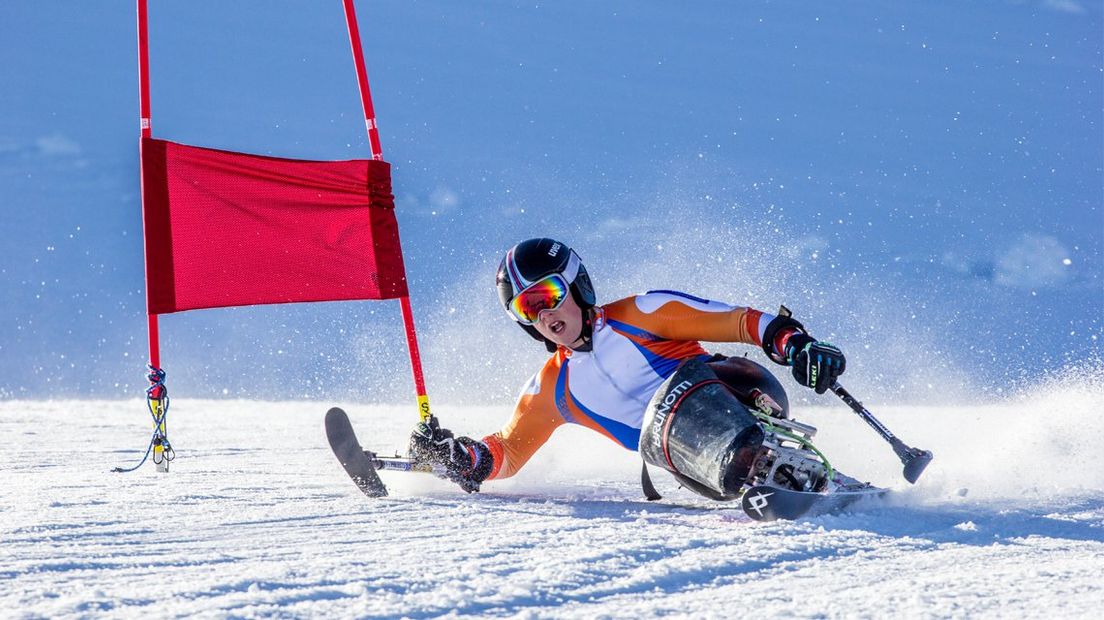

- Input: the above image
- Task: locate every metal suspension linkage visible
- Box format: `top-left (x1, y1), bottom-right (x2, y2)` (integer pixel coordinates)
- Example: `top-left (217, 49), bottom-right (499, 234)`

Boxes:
top-left (740, 390), bottom-right (840, 493)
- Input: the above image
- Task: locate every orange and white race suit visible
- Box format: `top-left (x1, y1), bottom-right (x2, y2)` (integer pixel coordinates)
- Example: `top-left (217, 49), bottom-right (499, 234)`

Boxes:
top-left (481, 290), bottom-right (779, 480)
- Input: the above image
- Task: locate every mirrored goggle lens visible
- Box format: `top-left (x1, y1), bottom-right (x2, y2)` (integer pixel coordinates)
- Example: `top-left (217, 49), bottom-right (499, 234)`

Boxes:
top-left (509, 275), bottom-right (569, 324)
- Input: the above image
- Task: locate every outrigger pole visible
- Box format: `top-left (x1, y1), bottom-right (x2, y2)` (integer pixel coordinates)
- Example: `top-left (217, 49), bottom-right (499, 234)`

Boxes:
top-left (831, 383), bottom-right (933, 483)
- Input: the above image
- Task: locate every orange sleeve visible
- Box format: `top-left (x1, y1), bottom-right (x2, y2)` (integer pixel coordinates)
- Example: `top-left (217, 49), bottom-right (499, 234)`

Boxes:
top-left (482, 357), bottom-right (567, 480)
top-left (605, 292), bottom-right (769, 347)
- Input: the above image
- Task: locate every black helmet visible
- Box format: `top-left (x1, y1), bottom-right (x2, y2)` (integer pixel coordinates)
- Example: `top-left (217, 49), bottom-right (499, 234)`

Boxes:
top-left (496, 238), bottom-right (596, 351)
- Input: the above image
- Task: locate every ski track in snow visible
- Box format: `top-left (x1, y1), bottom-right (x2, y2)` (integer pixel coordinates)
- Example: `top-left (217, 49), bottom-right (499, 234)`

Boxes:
top-left (2, 377), bottom-right (1103, 618)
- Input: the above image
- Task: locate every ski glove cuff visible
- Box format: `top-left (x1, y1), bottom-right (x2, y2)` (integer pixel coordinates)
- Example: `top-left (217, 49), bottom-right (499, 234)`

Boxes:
top-left (409, 416), bottom-right (495, 493)
top-left (760, 313), bottom-right (806, 365)
top-left (784, 333), bottom-right (846, 394)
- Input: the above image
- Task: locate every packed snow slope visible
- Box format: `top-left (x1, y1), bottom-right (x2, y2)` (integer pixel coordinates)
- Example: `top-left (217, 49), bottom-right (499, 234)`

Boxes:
top-left (3, 370), bottom-right (1102, 618)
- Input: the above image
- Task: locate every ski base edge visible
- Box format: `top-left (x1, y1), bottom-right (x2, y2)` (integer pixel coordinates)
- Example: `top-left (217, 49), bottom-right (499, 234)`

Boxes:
top-left (741, 484), bottom-right (888, 521)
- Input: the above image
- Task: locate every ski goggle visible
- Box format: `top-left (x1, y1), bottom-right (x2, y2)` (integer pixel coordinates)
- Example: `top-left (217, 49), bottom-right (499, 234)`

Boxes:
top-left (507, 274), bottom-right (570, 325)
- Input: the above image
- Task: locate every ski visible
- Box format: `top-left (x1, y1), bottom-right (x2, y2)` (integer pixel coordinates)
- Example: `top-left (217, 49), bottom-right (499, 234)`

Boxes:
top-left (325, 407), bottom-right (389, 498)
top-left (326, 404), bottom-right (887, 519)
top-left (741, 483), bottom-right (888, 522)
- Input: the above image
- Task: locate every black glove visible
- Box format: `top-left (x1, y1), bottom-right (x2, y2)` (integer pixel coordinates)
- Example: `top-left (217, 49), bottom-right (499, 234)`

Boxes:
top-left (409, 416), bottom-right (494, 493)
top-left (784, 332), bottom-right (846, 394)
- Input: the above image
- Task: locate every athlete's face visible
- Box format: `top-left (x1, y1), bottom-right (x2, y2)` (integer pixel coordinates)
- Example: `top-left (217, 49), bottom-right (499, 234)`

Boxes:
top-left (531, 290), bottom-right (586, 349)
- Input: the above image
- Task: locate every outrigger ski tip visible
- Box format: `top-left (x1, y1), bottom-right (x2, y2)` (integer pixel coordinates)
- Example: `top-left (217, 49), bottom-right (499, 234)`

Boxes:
top-left (325, 407), bottom-right (388, 498)
top-left (831, 382), bottom-right (934, 484)
top-left (325, 407), bottom-right (447, 498)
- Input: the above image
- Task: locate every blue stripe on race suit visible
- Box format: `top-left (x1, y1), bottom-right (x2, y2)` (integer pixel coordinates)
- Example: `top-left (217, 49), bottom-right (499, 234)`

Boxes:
top-left (634, 344), bottom-right (684, 379)
top-left (566, 387), bottom-right (642, 450)
top-left (553, 362), bottom-right (578, 425)
top-left (606, 319), bottom-right (684, 378)
top-left (644, 289), bottom-right (711, 305)
top-left (554, 358), bottom-right (642, 450)
top-left (605, 318), bottom-right (661, 342)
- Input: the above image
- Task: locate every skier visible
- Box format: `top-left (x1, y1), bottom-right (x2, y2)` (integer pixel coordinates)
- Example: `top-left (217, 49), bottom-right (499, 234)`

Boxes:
top-left (409, 238), bottom-right (846, 499)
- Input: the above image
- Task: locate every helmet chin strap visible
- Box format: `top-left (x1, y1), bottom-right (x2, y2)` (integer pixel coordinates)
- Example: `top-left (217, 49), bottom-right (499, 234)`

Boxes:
top-left (567, 309), bottom-right (595, 352)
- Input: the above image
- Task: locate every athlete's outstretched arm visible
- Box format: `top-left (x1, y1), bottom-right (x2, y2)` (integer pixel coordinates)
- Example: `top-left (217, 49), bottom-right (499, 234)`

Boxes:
top-left (609, 291), bottom-right (846, 393)
top-left (606, 292), bottom-right (775, 348)
top-left (482, 366), bottom-right (566, 480)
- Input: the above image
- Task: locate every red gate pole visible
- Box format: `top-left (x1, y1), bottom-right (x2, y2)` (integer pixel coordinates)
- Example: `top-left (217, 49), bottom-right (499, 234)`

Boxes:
top-left (137, 0), bottom-right (169, 470)
top-left (343, 0), bottom-right (384, 162)
top-left (341, 0), bottom-right (432, 422)
top-left (137, 0), bottom-right (159, 370)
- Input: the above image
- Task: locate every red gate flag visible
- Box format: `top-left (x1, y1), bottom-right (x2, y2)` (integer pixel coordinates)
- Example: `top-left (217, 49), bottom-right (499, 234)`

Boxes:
top-left (140, 137), bottom-right (409, 314)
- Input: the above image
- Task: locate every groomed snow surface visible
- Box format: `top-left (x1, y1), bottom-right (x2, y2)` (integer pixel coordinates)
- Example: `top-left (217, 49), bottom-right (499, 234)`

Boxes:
top-left (3, 371), bottom-right (1103, 619)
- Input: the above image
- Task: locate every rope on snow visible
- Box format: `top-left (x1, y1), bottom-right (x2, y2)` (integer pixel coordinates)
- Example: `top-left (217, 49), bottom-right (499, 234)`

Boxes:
top-left (113, 365), bottom-right (175, 473)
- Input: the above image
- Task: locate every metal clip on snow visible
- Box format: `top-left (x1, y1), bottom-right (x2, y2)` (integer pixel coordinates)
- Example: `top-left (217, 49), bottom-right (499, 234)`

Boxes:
top-left (113, 365), bottom-right (175, 473)
top-left (830, 382), bottom-right (933, 483)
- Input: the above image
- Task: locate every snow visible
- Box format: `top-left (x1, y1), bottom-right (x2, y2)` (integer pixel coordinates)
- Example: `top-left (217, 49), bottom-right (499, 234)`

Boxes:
top-left (3, 372), bottom-right (1102, 618)
top-left (1, 1), bottom-right (1101, 616)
